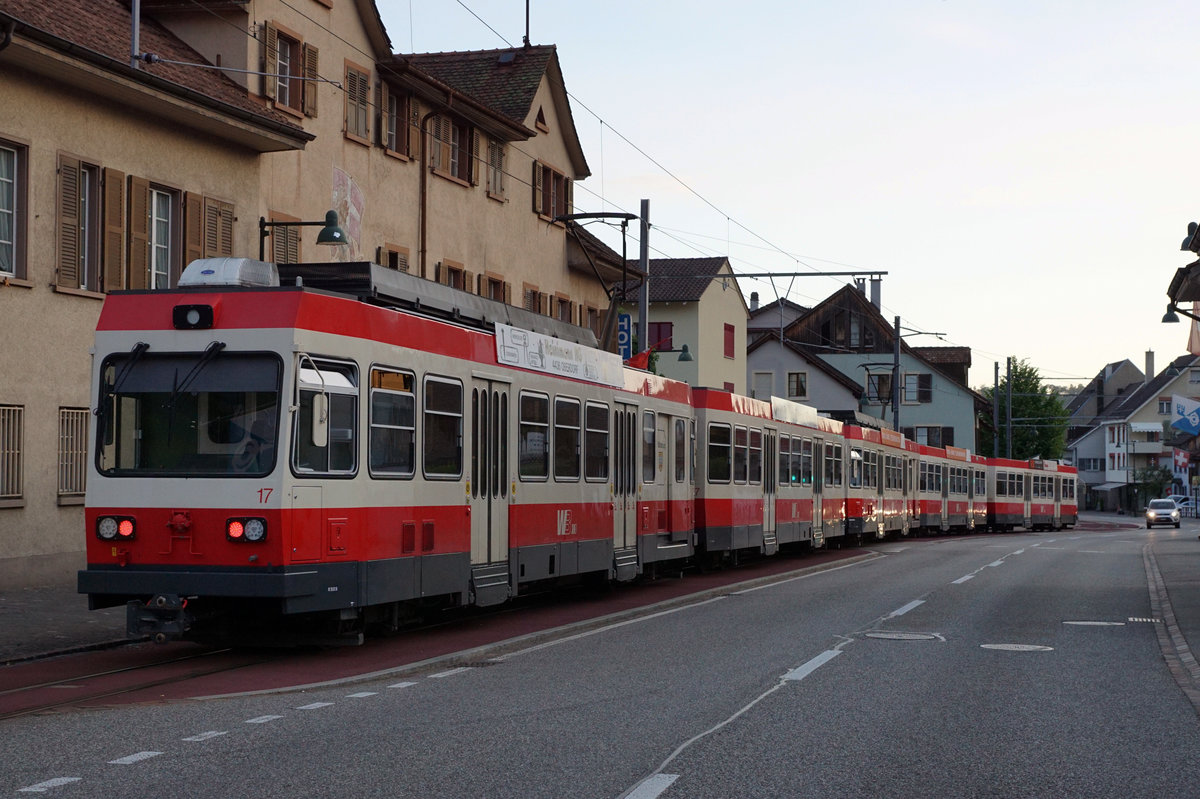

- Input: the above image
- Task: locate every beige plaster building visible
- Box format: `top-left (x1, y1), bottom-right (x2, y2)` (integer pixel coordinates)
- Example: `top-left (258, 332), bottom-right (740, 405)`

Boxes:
top-left (0, 0), bottom-right (609, 587)
top-left (620, 257), bottom-right (749, 394)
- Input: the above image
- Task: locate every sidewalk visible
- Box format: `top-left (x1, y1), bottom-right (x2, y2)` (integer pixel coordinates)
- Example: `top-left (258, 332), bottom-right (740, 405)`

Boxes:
top-left (0, 580), bottom-right (126, 665)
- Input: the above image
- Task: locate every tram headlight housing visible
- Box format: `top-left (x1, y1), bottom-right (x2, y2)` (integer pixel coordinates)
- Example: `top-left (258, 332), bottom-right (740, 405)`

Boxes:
top-left (227, 517), bottom-right (267, 543)
top-left (96, 516), bottom-right (136, 541)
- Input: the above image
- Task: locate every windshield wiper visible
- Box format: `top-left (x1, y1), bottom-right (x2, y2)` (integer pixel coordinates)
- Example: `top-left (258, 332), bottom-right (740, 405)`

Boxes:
top-left (170, 341), bottom-right (226, 402)
top-left (96, 341), bottom-right (149, 418)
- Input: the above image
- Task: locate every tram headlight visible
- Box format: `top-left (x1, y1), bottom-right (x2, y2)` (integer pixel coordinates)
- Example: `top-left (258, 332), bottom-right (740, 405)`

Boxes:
top-left (227, 517), bottom-right (267, 543)
top-left (96, 516), bottom-right (136, 541)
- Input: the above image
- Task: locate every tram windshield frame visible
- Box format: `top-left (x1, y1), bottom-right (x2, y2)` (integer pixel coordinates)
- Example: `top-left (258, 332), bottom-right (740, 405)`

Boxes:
top-left (96, 350), bottom-right (283, 478)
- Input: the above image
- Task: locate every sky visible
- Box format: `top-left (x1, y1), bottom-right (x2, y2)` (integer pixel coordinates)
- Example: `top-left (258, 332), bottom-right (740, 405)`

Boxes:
top-left (377, 0), bottom-right (1199, 390)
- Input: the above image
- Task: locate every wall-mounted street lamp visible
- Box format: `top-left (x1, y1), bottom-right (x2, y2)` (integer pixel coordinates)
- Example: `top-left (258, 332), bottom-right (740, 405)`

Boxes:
top-left (258, 210), bottom-right (348, 261)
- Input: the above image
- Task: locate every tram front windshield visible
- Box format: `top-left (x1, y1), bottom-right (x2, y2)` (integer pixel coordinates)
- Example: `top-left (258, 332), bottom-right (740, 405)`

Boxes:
top-left (97, 351), bottom-right (283, 477)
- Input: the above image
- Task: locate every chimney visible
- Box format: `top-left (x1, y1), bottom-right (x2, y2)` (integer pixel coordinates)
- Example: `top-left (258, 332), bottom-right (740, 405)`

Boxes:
top-left (1146, 350), bottom-right (1155, 384)
top-left (870, 276), bottom-right (881, 309)
top-left (854, 277), bottom-right (865, 295)
top-left (750, 291), bottom-right (759, 312)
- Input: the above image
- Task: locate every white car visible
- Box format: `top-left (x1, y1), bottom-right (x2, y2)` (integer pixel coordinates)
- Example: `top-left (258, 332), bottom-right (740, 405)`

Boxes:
top-left (1146, 499), bottom-right (1182, 528)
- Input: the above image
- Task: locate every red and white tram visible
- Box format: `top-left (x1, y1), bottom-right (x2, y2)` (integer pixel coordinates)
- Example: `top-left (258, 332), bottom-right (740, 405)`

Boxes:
top-left (77, 257), bottom-right (1081, 643)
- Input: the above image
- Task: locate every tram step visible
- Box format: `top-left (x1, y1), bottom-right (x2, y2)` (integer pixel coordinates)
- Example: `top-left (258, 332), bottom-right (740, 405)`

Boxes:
top-left (470, 563), bottom-right (511, 607)
top-left (762, 530), bottom-right (779, 556)
top-left (614, 547), bottom-right (639, 582)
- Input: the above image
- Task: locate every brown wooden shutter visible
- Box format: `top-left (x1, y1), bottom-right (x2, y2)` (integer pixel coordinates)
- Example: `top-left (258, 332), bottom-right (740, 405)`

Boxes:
top-left (101, 167), bottom-right (125, 292)
top-left (201, 197), bottom-right (234, 257)
top-left (302, 43), bottom-right (319, 116)
top-left (469, 129), bottom-right (480, 185)
top-left (183, 192), bottom-right (203, 269)
top-left (565, 177), bottom-right (573, 215)
top-left (127, 176), bottom-right (149, 291)
top-left (262, 22), bottom-right (278, 101)
top-left (538, 292), bottom-right (547, 314)
top-left (503, 281), bottom-right (512, 305)
top-left (407, 99), bottom-right (420, 158)
top-left (375, 81), bottom-right (384, 147)
top-left (532, 162), bottom-right (543, 214)
top-left (57, 155), bottom-right (81, 289)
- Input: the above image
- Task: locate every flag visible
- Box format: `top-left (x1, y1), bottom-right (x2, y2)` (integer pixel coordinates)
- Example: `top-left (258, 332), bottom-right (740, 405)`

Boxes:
top-left (1172, 395), bottom-right (1200, 435)
top-left (1175, 448), bottom-right (1191, 470)
top-left (624, 349), bottom-right (652, 370)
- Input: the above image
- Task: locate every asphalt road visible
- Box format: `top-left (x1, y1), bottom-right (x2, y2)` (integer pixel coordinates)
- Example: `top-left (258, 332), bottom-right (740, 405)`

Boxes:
top-left (5, 527), bottom-right (1200, 798)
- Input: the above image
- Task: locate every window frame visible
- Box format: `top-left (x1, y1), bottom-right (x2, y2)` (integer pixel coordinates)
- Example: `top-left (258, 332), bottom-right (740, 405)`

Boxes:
top-left (421, 375), bottom-right (463, 480)
top-left (0, 404), bottom-right (24, 507)
top-left (344, 61), bottom-right (371, 144)
top-left (518, 390), bottom-right (550, 481)
top-left (368, 366), bottom-right (416, 479)
top-left (786, 371), bottom-right (808, 400)
top-left (553, 395), bottom-right (582, 482)
top-left (584, 401), bottom-right (609, 482)
top-left (707, 422), bottom-right (732, 484)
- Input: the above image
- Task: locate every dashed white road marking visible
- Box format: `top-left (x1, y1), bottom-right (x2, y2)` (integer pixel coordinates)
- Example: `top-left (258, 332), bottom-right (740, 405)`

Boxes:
top-left (952, 574), bottom-right (975, 584)
top-left (429, 667), bottom-right (471, 679)
top-left (297, 702), bottom-right (335, 710)
top-left (245, 715), bottom-right (283, 724)
top-left (346, 691), bottom-right (377, 698)
top-left (17, 778), bottom-right (82, 793)
top-left (783, 650), bottom-right (842, 682)
top-left (987, 559), bottom-right (1005, 568)
top-left (108, 751), bottom-right (162, 765)
top-left (1064, 621), bottom-right (1125, 626)
top-left (182, 731), bottom-right (227, 742)
top-left (388, 681), bottom-right (417, 689)
top-left (625, 773), bottom-right (680, 798)
top-left (887, 600), bottom-right (925, 618)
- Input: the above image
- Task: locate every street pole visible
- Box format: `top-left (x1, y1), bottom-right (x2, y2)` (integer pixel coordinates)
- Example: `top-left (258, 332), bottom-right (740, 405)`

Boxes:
top-left (892, 315), bottom-right (901, 431)
top-left (993, 361), bottom-right (1000, 457)
top-left (637, 199), bottom-right (649, 355)
top-left (1005, 356), bottom-right (1013, 459)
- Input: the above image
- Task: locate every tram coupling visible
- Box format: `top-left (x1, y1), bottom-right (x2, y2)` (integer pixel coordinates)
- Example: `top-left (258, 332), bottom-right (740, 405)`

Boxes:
top-left (128, 594), bottom-right (192, 644)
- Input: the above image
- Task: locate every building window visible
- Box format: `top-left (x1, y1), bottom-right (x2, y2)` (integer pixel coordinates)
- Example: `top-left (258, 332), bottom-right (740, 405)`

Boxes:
top-left (903, 426), bottom-right (954, 447)
top-left (904, 373), bottom-right (933, 403)
top-left (344, 64), bottom-right (370, 141)
top-left (0, 405), bottom-right (23, 505)
top-left (648, 321), bottom-right (673, 351)
top-left (58, 407), bottom-right (89, 501)
top-left (380, 244), bottom-right (410, 272)
top-left (724, 323), bottom-right (735, 359)
top-left (264, 23), bottom-right (317, 116)
top-left (487, 140), bottom-right (506, 199)
top-left (867, 373), bottom-right (892, 404)
top-left (484, 275), bottom-right (506, 302)
top-left (0, 139), bottom-right (27, 279)
top-left (431, 116), bottom-right (473, 183)
top-left (787, 372), bottom-right (807, 400)
top-left (532, 161), bottom-right (570, 220)
top-left (149, 188), bottom-right (174, 289)
top-left (1159, 398), bottom-right (1171, 414)
top-left (556, 296), bottom-right (573, 323)
top-left (438, 260), bottom-right (466, 290)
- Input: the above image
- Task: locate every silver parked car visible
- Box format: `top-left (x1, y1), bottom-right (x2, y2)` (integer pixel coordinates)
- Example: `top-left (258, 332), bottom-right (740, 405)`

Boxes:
top-left (1146, 498), bottom-right (1182, 528)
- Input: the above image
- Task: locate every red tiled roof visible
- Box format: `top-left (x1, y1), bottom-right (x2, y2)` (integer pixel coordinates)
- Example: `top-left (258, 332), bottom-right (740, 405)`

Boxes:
top-left (400, 45), bottom-right (555, 128)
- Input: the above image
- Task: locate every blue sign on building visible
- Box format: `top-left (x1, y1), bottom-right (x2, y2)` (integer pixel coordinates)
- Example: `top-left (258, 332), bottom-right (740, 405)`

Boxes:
top-left (617, 313), bottom-right (632, 360)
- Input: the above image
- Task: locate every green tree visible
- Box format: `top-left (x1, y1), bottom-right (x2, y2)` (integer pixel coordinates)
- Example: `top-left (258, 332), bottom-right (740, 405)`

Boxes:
top-left (1133, 464), bottom-right (1173, 508)
top-left (977, 358), bottom-right (1069, 459)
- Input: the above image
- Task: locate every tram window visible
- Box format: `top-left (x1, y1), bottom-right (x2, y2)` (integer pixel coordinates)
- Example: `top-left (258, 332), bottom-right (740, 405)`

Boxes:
top-left (779, 436), bottom-right (791, 487)
top-left (295, 358), bottom-right (358, 475)
top-left (519, 392), bottom-right (549, 480)
top-left (423, 376), bottom-right (463, 478)
top-left (749, 429), bottom-right (763, 485)
top-left (585, 402), bottom-right (609, 482)
top-left (733, 426), bottom-right (748, 484)
top-left (824, 443), bottom-right (842, 488)
top-left (708, 423), bottom-right (732, 483)
top-left (849, 447), bottom-right (863, 488)
top-left (369, 368), bottom-right (415, 478)
top-left (674, 419), bottom-right (686, 483)
top-left (800, 438), bottom-right (813, 485)
top-left (554, 397), bottom-right (581, 480)
top-left (642, 410), bottom-right (656, 484)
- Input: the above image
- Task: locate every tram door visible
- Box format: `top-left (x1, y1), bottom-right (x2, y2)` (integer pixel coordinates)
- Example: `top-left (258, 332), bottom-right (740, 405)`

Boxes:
top-left (763, 429), bottom-right (777, 550)
top-left (812, 436), bottom-right (825, 547)
top-left (469, 379), bottom-right (509, 565)
top-left (613, 402), bottom-right (639, 552)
